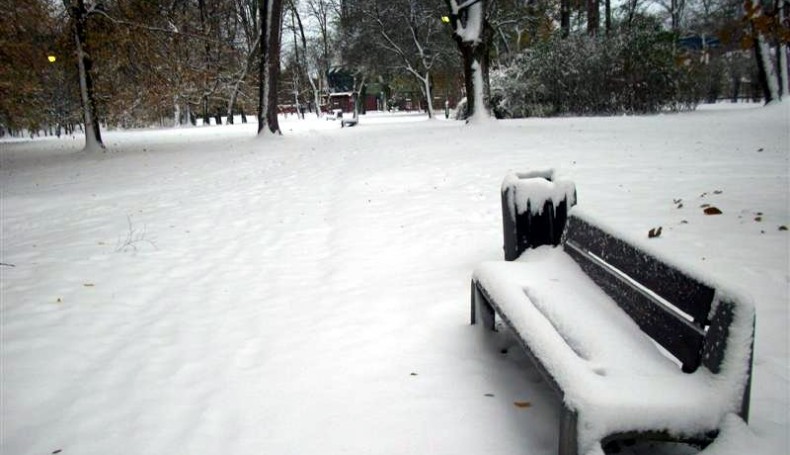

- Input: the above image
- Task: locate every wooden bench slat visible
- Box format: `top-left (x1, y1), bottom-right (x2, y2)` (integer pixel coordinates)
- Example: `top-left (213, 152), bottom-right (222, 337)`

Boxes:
top-left (564, 215), bottom-right (715, 326)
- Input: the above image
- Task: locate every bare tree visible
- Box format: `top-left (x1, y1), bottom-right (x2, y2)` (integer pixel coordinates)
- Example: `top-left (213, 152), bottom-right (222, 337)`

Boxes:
top-left (331, 0), bottom-right (382, 120)
top-left (64, 0), bottom-right (104, 151)
top-left (561, 0), bottom-right (571, 36)
top-left (259, 0), bottom-right (284, 135)
top-left (228, 0), bottom-right (261, 124)
top-left (355, 0), bottom-right (452, 118)
top-left (291, 2), bottom-right (323, 117)
top-left (587, 0), bottom-right (600, 35)
top-left (305, 0), bottom-right (334, 93)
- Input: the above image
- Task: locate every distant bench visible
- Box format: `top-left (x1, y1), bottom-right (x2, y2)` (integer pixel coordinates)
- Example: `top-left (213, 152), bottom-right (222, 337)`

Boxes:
top-left (470, 173), bottom-right (755, 455)
top-left (341, 116), bottom-right (358, 128)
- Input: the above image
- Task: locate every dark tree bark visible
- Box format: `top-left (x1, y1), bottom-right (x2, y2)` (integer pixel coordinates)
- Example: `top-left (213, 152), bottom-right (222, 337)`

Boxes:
top-left (258, 0), bottom-right (283, 135)
top-left (445, 0), bottom-right (492, 120)
top-left (605, 0), bottom-right (611, 34)
top-left (199, 0), bottom-right (212, 127)
top-left (457, 42), bottom-right (491, 118)
top-left (561, 0), bottom-right (570, 37)
top-left (587, 0), bottom-right (600, 36)
top-left (65, 0), bottom-right (104, 151)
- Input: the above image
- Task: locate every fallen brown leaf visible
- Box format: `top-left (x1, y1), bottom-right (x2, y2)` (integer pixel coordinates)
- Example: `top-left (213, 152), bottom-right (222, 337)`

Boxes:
top-left (648, 227), bottom-right (663, 238)
top-left (514, 401), bottom-right (532, 409)
top-left (703, 207), bottom-right (722, 215)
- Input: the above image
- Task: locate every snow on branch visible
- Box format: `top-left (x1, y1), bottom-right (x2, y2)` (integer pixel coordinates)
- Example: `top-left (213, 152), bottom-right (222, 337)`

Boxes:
top-left (456, 0), bottom-right (484, 10)
top-left (446, 0), bottom-right (484, 44)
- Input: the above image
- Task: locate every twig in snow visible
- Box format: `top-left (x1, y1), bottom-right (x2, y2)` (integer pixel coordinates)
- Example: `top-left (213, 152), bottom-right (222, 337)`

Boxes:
top-left (115, 216), bottom-right (157, 253)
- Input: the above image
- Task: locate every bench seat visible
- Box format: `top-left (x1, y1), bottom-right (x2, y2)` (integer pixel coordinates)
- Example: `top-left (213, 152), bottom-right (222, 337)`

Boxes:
top-left (472, 246), bottom-right (753, 454)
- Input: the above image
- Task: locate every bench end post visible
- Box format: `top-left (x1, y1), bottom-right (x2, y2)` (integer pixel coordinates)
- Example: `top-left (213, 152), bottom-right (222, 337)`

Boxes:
top-left (471, 281), bottom-right (496, 330)
top-left (501, 171), bottom-right (576, 261)
top-left (559, 406), bottom-right (579, 455)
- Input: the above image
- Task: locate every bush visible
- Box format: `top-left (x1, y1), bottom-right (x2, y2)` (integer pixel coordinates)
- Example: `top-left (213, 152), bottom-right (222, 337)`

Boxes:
top-left (491, 25), bottom-right (706, 118)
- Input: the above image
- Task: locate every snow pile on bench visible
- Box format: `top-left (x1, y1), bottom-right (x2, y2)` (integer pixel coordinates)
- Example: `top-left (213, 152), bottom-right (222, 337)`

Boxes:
top-left (502, 170), bottom-right (576, 216)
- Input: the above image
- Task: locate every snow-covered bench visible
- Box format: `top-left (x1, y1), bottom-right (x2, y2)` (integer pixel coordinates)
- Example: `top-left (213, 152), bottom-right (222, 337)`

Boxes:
top-left (471, 201), bottom-right (755, 455)
top-left (341, 115), bottom-right (358, 128)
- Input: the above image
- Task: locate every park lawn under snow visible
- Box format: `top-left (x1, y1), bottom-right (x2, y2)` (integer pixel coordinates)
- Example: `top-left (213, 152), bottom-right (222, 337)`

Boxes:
top-left (1, 104), bottom-right (788, 455)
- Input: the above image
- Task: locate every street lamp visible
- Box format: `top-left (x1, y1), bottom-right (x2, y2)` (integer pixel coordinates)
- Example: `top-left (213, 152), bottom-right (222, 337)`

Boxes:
top-left (46, 54), bottom-right (62, 136)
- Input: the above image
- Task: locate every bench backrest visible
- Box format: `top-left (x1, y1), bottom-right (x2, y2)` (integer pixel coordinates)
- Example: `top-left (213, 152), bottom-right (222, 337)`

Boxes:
top-left (560, 212), bottom-right (754, 421)
top-left (561, 214), bottom-right (715, 373)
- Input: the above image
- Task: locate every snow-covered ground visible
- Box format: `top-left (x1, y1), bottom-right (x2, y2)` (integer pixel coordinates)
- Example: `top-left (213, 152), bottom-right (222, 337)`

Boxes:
top-left (1, 104), bottom-right (788, 455)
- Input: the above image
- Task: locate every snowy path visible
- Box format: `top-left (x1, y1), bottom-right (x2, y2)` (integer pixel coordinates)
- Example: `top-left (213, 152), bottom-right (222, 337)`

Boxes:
top-left (2, 106), bottom-right (788, 455)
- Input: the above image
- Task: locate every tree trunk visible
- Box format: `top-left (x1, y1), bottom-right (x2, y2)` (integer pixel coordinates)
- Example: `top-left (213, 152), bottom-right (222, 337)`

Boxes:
top-left (753, 29), bottom-right (780, 103)
top-left (731, 75), bottom-right (741, 102)
top-left (778, 43), bottom-right (789, 99)
top-left (352, 75), bottom-right (366, 120)
top-left (67, 0), bottom-right (104, 152)
top-left (258, 0), bottom-right (283, 135)
top-left (187, 104), bottom-right (196, 126)
top-left (561, 0), bottom-right (570, 37)
top-left (778, 2), bottom-right (789, 98)
top-left (290, 9), bottom-right (303, 118)
top-left (605, 0), bottom-right (611, 34)
top-left (587, 0), bottom-right (600, 36)
top-left (294, 6), bottom-right (322, 117)
top-left (228, 33), bottom-right (261, 125)
top-left (202, 97), bottom-right (210, 125)
top-left (421, 74), bottom-right (434, 119)
top-left (174, 97), bottom-right (181, 127)
top-left (309, 78), bottom-right (321, 118)
top-left (198, 0), bottom-right (215, 127)
top-left (447, 0), bottom-right (492, 121)
top-left (457, 39), bottom-right (491, 121)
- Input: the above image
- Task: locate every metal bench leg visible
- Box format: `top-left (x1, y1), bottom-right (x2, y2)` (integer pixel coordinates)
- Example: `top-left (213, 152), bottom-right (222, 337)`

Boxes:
top-left (559, 406), bottom-right (579, 455)
top-left (471, 281), bottom-right (496, 330)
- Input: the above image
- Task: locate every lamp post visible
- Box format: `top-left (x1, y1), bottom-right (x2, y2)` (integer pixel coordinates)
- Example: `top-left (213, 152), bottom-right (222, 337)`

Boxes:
top-left (47, 54), bottom-right (56, 136)
top-left (47, 54), bottom-right (63, 137)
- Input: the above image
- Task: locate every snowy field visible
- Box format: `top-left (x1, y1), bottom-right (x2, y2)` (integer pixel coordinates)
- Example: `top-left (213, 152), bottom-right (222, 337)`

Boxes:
top-left (1, 104), bottom-right (788, 455)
